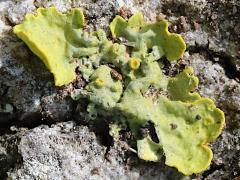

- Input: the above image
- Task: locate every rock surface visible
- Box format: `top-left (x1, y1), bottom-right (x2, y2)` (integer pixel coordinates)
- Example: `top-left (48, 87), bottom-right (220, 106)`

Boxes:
top-left (3, 122), bottom-right (183, 180)
top-left (0, 0), bottom-right (239, 179)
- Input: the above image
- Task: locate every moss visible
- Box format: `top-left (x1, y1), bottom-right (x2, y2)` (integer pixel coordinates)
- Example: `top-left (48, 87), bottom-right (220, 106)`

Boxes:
top-left (14, 8), bottom-right (225, 175)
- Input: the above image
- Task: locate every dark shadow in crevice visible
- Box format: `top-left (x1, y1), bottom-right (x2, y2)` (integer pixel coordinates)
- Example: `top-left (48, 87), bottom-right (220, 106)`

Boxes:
top-left (0, 112), bottom-right (56, 136)
top-left (147, 121), bottom-right (160, 143)
top-left (188, 45), bottom-right (240, 82)
top-left (159, 57), bottom-right (172, 76)
top-left (0, 153), bottom-right (23, 179)
top-left (201, 163), bottom-right (225, 179)
top-left (72, 98), bottom-right (89, 125)
top-left (89, 117), bottom-right (114, 151)
top-left (0, 130), bottom-right (23, 179)
top-left (138, 121), bottom-right (160, 143)
top-left (72, 100), bottom-right (114, 151)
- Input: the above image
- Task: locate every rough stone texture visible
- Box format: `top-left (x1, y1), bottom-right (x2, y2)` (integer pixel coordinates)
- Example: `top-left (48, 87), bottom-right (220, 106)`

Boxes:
top-left (3, 122), bottom-right (183, 180)
top-left (0, 5), bottom-right (55, 122)
top-left (0, 0), bottom-right (239, 179)
top-left (7, 0), bottom-right (36, 25)
top-left (0, 127), bottom-right (26, 179)
top-left (41, 94), bottom-right (73, 121)
top-left (161, 0), bottom-right (240, 67)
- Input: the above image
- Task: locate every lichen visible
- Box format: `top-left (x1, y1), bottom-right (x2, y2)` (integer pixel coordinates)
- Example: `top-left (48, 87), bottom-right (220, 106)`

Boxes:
top-left (85, 65), bottom-right (123, 110)
top-left (14, 7), bottom-right (95, 86)
top-left (109, 11), bottom-right (186, 61)
top-left (14, 7), bottom-right (225, 175)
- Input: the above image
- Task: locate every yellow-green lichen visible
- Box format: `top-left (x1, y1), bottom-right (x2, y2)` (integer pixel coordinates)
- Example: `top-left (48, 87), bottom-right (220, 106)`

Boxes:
top-left (129, 58), bottom-right (141, 70)
top-left (14, 7), bottom-right (95, 86)
top-left (85, 65), bottom-right (123, 110)
top-left (109, 12), bottom-right (186, 61)
top-left (137, 137), bottom-right (163, 162)
top-left (95, 78), bottom-right (105, 88)
top-left (14, 8), bottom-right (225, 176)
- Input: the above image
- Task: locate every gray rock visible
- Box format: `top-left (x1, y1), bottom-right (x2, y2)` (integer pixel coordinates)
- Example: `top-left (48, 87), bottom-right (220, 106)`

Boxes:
top-left (0, 128), bottom-right (25, 179)
top-left (41, 94), bottom-right (73, 121)
top-left (6, 122), bottom-right (182, 180)
top-left (0, 30), bottom-right (53, 121)
top-left (182, 31), bottom-right (209, 48)
top-left (7, 0), bottom-right (36, 25)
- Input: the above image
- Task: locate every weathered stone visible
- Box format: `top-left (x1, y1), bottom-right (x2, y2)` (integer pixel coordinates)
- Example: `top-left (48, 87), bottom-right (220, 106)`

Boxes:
top-left (6, 122), bottom-right (182, 179)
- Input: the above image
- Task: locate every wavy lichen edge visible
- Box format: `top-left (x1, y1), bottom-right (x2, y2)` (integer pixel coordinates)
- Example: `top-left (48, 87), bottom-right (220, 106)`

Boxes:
top-left (14, 7), bottom-right (87, 86)
top-left (14, 7), bottom-right (225, 176)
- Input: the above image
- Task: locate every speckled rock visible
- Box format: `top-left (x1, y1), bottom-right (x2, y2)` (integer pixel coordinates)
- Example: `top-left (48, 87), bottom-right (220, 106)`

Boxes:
top-left (188, 53), bottom-right (240, 111)
top-left (0, 30), bottom-right (54, 121)
top-left (5, 122), bottom-right (183, 180)
top-left (7, 0), bottom-right (36, 25)
top-left (41, 94), bottom-right (73, 121)
top-left (0, 128), bottom-right (26, 179)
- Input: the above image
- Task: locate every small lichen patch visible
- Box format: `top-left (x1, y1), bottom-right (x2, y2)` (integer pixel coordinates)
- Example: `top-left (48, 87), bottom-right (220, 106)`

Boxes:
top-left (85, 65), bottom-right (123, 110)
top-left (129, 58), bottom-right (141, 70)
top-left (95, 78), bottom-right (105, 88)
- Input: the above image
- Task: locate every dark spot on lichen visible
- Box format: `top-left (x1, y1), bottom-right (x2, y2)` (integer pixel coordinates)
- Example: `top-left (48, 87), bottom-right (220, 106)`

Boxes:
top-left (195, 114), bottom-right (202, 120)
top-left (139, 127), bottom-right (149, 138)
top-left (170, 123), bottom-right (178, 130)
